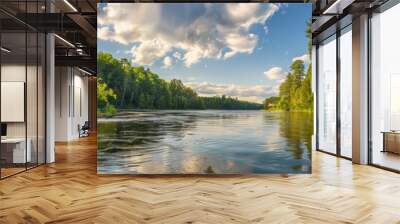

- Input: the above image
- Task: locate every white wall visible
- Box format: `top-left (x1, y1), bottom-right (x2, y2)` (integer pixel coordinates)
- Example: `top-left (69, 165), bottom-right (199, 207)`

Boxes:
top-left (55, 66), bottom-right (70, 141)
top-left (1, 63), bottom-right (46, 164)
top-left (72, 72), bottom-right (89, 138)
top-left (55, 67), bottom-right (89, 141)
top-left (1, 65), bottom-right (27, 138)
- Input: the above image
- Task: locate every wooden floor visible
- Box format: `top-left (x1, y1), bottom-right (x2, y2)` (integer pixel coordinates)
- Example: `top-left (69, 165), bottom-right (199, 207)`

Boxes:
top-left (1, 135), bottom-right (400, 224)
top-left (1, 167), bottom-right (26, 178)
top-left (372, 150), bottom-right (400, 171)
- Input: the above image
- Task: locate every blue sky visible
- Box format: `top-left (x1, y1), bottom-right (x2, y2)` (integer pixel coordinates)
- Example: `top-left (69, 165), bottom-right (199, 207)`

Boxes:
top-left (98, 3), bottom-right (311, 103)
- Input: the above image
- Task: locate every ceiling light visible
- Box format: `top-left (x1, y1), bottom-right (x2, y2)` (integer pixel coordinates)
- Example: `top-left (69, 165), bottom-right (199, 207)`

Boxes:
top-left (1, 47), bottom-right (11, 53)
top-left (63, 0), bottom-right (78, 12)
top-left (322, 0), bottom-right (354, 15)
top-left (78, 67), bottom-right (93, 76)
top-left (54, 34), bottom-right (75, 48)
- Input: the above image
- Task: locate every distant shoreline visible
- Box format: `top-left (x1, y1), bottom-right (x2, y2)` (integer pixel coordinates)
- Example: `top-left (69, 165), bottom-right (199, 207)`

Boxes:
top-left (98, 109), bottom-right (313, 118)
top-left (264, 109), bottom-right (313, 113)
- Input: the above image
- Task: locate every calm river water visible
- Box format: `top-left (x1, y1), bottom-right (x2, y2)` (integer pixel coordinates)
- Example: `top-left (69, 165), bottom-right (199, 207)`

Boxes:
top-left (97, 110), bottom-right (313, 174)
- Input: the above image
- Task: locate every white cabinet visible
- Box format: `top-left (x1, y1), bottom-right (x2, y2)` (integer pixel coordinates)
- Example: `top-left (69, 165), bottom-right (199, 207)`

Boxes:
top-left (1, 138), bottom-right (32, 163)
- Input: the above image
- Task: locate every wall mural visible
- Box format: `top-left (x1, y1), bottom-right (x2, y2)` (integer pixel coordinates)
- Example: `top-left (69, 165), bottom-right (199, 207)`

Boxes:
top-left (97, 3), bottom-right (312, 174)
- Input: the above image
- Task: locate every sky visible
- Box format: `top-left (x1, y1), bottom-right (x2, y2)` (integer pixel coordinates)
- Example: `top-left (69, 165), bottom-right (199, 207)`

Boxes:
top-left (97, 3), bottom-right (311, 103)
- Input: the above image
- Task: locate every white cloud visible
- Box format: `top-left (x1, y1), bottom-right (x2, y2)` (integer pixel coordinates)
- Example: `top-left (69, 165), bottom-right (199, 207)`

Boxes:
top-left (129, 40), bottom-right (170, 65)
top-left (97, 26), bottom-right (112, 41)
top-left (223, 33), bottom-right (258, 59)
top-left (162, 56), bottom-right (173, 69)
top-left (173, 52), bottom-right (182, 60)
top-left (264, 67), bottom-right (286, 80)
top-left (98, 3), bottom-right (279, 67)
top-left (292, 54), bottom-right (310, 64)
top-left (185, 82), bottom-right (277, 103)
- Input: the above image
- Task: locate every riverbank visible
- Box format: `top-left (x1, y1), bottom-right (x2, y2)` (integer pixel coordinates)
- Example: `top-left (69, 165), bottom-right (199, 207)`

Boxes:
top-left (264, 108), bottom-right (313, 113)
top-left (98, 108), bottom-right (267, 118)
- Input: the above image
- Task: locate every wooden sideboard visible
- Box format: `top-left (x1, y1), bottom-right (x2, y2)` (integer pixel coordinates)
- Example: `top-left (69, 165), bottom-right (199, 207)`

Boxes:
top-left (382, 131), bottom-right (400, 154)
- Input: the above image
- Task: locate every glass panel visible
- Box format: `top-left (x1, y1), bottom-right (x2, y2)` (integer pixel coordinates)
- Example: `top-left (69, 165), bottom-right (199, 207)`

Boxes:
top-left (26, 0), bottom-right (40, 169)
top-left (1, 30), bottom-right (27, 177)
top-left (371, 3), bottom-right (400, 171)
top-left (27, 31), bottom-right (38, 169)
top-left (317, 35), bottom-right (337, 154)
top-left (0, 1), bottom-right (46, 178)
top-left (340, 26), bottom-right (352, 158)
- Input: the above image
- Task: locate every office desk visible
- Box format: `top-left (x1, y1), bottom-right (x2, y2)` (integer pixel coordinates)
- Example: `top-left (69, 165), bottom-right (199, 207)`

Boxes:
top-left (1, 138), bottom-right (31, 163)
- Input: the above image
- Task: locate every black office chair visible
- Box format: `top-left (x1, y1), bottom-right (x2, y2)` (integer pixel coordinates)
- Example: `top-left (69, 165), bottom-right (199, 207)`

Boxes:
top-left (78, 121), bottom-right (90, 138)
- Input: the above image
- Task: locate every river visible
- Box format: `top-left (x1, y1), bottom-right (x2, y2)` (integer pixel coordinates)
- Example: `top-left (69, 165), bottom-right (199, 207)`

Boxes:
top-left (97, 110), bottom-right (313, 174)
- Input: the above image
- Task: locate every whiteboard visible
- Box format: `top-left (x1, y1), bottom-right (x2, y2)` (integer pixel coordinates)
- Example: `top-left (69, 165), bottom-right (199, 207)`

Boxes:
top-left (1, 82), bottom-right (25, 122)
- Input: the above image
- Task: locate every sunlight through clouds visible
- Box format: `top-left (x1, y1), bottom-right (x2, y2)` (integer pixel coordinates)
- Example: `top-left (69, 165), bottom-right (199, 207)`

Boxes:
top-left (162, 56), bottom-right (173, 69)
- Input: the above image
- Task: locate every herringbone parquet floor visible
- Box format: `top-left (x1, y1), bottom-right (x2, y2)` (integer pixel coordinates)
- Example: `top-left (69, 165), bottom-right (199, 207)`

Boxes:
top-left (1, 135), bottom-right (400, 224)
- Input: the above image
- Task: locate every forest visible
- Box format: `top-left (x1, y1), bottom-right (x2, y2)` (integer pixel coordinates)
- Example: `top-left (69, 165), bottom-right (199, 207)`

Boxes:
top-left (263, 22), bottom-right (313, 112)
top-left (97, 52), bottom-right (263, 116)
top-left (263, 60), bottom-right (313, 111)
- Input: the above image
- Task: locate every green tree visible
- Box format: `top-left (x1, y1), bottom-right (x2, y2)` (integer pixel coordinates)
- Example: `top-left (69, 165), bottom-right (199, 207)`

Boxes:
top-left (97, 77), bottom-right (117, 116)
top-left (263, 20), bottom-right (313, 112)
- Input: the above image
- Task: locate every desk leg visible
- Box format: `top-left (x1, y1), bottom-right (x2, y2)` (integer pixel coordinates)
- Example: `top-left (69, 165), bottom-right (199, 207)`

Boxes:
top-left (382, 133), bottom-right (386, 153)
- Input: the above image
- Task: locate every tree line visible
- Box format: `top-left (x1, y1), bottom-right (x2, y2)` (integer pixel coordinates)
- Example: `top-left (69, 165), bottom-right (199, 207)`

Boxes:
top-left (97, 52), bottom-right (262, 116)
top-left (263, 60), bottom-right (312, 111)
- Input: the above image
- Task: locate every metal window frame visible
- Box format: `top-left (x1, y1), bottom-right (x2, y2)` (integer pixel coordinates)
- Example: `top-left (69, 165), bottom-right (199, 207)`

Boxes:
top-left (315, 19), bottom-right (353, 161)
top-left (367, 0), bottom-right (400, 173)
top-left (315, 0), bottom-right (400, 172)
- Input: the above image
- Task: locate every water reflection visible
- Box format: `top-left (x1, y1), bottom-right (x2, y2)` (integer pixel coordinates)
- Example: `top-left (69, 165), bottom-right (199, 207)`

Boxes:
top-left (98, 110), bottom-right (313, 174)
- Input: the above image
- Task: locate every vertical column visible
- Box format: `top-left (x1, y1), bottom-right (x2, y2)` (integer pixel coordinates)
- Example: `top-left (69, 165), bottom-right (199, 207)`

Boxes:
top-left (46, 33), bottom-right (55, 163)
top-left (336, 30), bottom-right (341, 157)
top-left (45, 0), bottom-right (56, 163)
top-left (352, 14), bottom-right (369, 164)
top-left (312, 45), bottom-right (317, 151)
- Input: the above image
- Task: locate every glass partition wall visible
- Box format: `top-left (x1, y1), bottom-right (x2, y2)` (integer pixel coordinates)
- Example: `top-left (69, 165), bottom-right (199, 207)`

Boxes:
top-left (339, 26), bottom-right (352, 159)
top-left (0, 2), bottom-right (46, 179)
top-left (370, 2), bottom-right (400, 171)
top-left (317, 35), bottom-right (337, 155)
top-left (315, 0), bottom-right (400, 171)
top-left (316, 25), bottom-right (352, 159)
